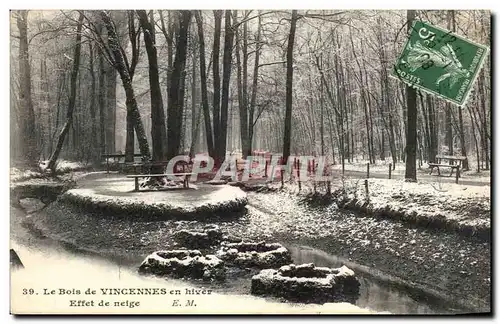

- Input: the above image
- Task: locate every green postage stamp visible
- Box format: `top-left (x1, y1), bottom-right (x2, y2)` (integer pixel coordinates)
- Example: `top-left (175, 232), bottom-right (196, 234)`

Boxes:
top-left (392, 20), bottom-right (489, 106)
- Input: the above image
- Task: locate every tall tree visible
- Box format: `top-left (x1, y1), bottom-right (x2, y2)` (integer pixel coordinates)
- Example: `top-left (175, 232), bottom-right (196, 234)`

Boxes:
top-left (212, 10), bottom-right (223, 161)
top-left (247, 13), bottom-right (262, 158)
top-left (99, 10), bottom-right (151, 159)
top-left (104, 62), bottom-right (117, 154)
top-left (97, 24), bottom-right (107, 158)
top-left (194, 11), bottom-right (215, 157)
top-left (137, 10), bottom-right (168, 169)
top-left (234, 11), bottom-right (249, 159)
top-left (166, 10), bottom-right (192, 159)
top-left (282, 10), bottom-right (298, 163)
top-left (16, 10), bottom-right (37, 165)
top-left (404, 10), bottom-right (417, 182)
top-left (88, 41), bottom-right (99, 164)
top-left (217, 10), bottom-right (235, 163)
top-left (124, 10), bottom-right (141, 162)
top-left (47, 12), bottom-right (84, 171)
top-left (189, 27), bottom-right (201, 158)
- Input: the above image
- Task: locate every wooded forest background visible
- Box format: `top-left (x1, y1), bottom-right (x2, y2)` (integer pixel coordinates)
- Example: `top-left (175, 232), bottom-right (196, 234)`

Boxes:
top-left (9, 10), bottom-right (491, 176)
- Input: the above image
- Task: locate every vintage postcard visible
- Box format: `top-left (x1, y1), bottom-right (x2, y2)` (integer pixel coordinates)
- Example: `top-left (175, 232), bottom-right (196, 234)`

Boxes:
top-left (9, 9), bottom-right (491, 315)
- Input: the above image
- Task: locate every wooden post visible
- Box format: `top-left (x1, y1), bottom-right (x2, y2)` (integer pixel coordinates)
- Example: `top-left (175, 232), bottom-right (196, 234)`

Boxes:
top-left (264, 160), bottom-right (268, 178)
top-left (280, 169), bottom-right (284, 188)
top-left (364, 179), bottom-right (369, 200)
top-left (327, 180), bottom-right (331, 195)
top-left (366, 163), bottom-right (370, 178)
top-left (455, 167), bottom-right (460, 184)
top-left (134, 177), bottom-right (139, 192)
top-left (297, 160), bottom-right (301, 191)
top-left (389, 163), bottom-right (392, 179)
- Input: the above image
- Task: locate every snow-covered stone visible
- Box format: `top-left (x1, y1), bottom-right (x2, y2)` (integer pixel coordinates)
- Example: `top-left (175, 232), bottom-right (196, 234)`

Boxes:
top-left (251, 263), bottom-right (360, 303)
top-left (138, 250), bottom-right (225, 281)
top-left (173, 228), bottom-right (224, 249)
top-left (216, 241), bottom-right (292, 269)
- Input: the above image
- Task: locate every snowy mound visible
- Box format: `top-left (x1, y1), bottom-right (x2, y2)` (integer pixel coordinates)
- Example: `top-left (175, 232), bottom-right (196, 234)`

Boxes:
top-left (333, 178), bottom-right (490, 240)
top-left (251, 263), bottom-right (360, 303)
top-left (58, 175), bottom-right (247, 219)
top-left (173, 226), bottom-right (224, 249)
top-left (216, 241), bottom-right (292, 269)
top-left (138, 250), bottom-right (225, 281)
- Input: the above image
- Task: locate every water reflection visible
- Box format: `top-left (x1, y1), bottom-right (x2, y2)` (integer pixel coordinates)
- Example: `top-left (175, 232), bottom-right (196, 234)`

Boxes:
top-left (286, 244), bottom-right (458, 314)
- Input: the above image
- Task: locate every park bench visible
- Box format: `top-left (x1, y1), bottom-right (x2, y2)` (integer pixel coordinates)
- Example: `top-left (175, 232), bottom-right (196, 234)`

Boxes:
top-left (428, 155), bottom-right (467, 177)
top-left (126, 173), bottom-right (195, 192)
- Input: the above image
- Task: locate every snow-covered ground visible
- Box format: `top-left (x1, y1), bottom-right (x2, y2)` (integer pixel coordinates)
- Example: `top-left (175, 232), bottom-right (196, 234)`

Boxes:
top-left (256, 167), bottom-right (490, 239)
top-left (10, 160), bottom-right (90, 182)
top-left (329, 177), bottom-right (490, 239)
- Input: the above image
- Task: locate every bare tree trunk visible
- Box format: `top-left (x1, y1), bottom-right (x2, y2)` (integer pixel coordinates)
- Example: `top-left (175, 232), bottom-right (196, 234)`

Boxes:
top-left (138, 10), bottom-right (168, 171)
top-left (16, 10), bottom-right (37, 166)
top-left (248, 13), bottom-right (262, 158)
top-left (319, 77), bottom-right (325, 157)
top-left (426, 95), bottom-right (438, 163)
top-left (97, 26), bottom-right (107, 158)
top-left (166, 10), bottom-right (192, 159)
top-left (282, 10), bottom-right (298, 163)
top-left (404, 10), bottom-right (417, 182)
top-left (100, 11), bottom-right (151, 159)
top-left (234, 11), bottom-right (249, 159)
top-left (477, 70), bottom-right (489, 169)
top-left (88, 41), bottom-right (99, 164)
top-left (189, 32), bottom-right (201, 158)
top-left (242, 12), bottom-right (250, 157)
top-left (124, 11), bottom-right (141, 163)
top-left (218, 10), bottom-right (235, 162)
top-left (420, 92), bottom-right (430, 162)
top-left (212, 10), bottom-right (222, 162)
top-left (333, 35), bottom-right (345, 172)
top-left (194, 11), bottom-right (214, 157)
top-left (158, 10), bottom-right (174, 111)
top-left (41, 58), bottom-right (51, 158)
top-left (47, 12), bottom-right (84, 171)
top-left (466, 104), bottom-right (481, 173)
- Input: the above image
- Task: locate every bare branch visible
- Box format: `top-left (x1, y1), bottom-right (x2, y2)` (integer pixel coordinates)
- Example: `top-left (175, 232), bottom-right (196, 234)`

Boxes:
top-left (258, 61), bottom-right (286, 68)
